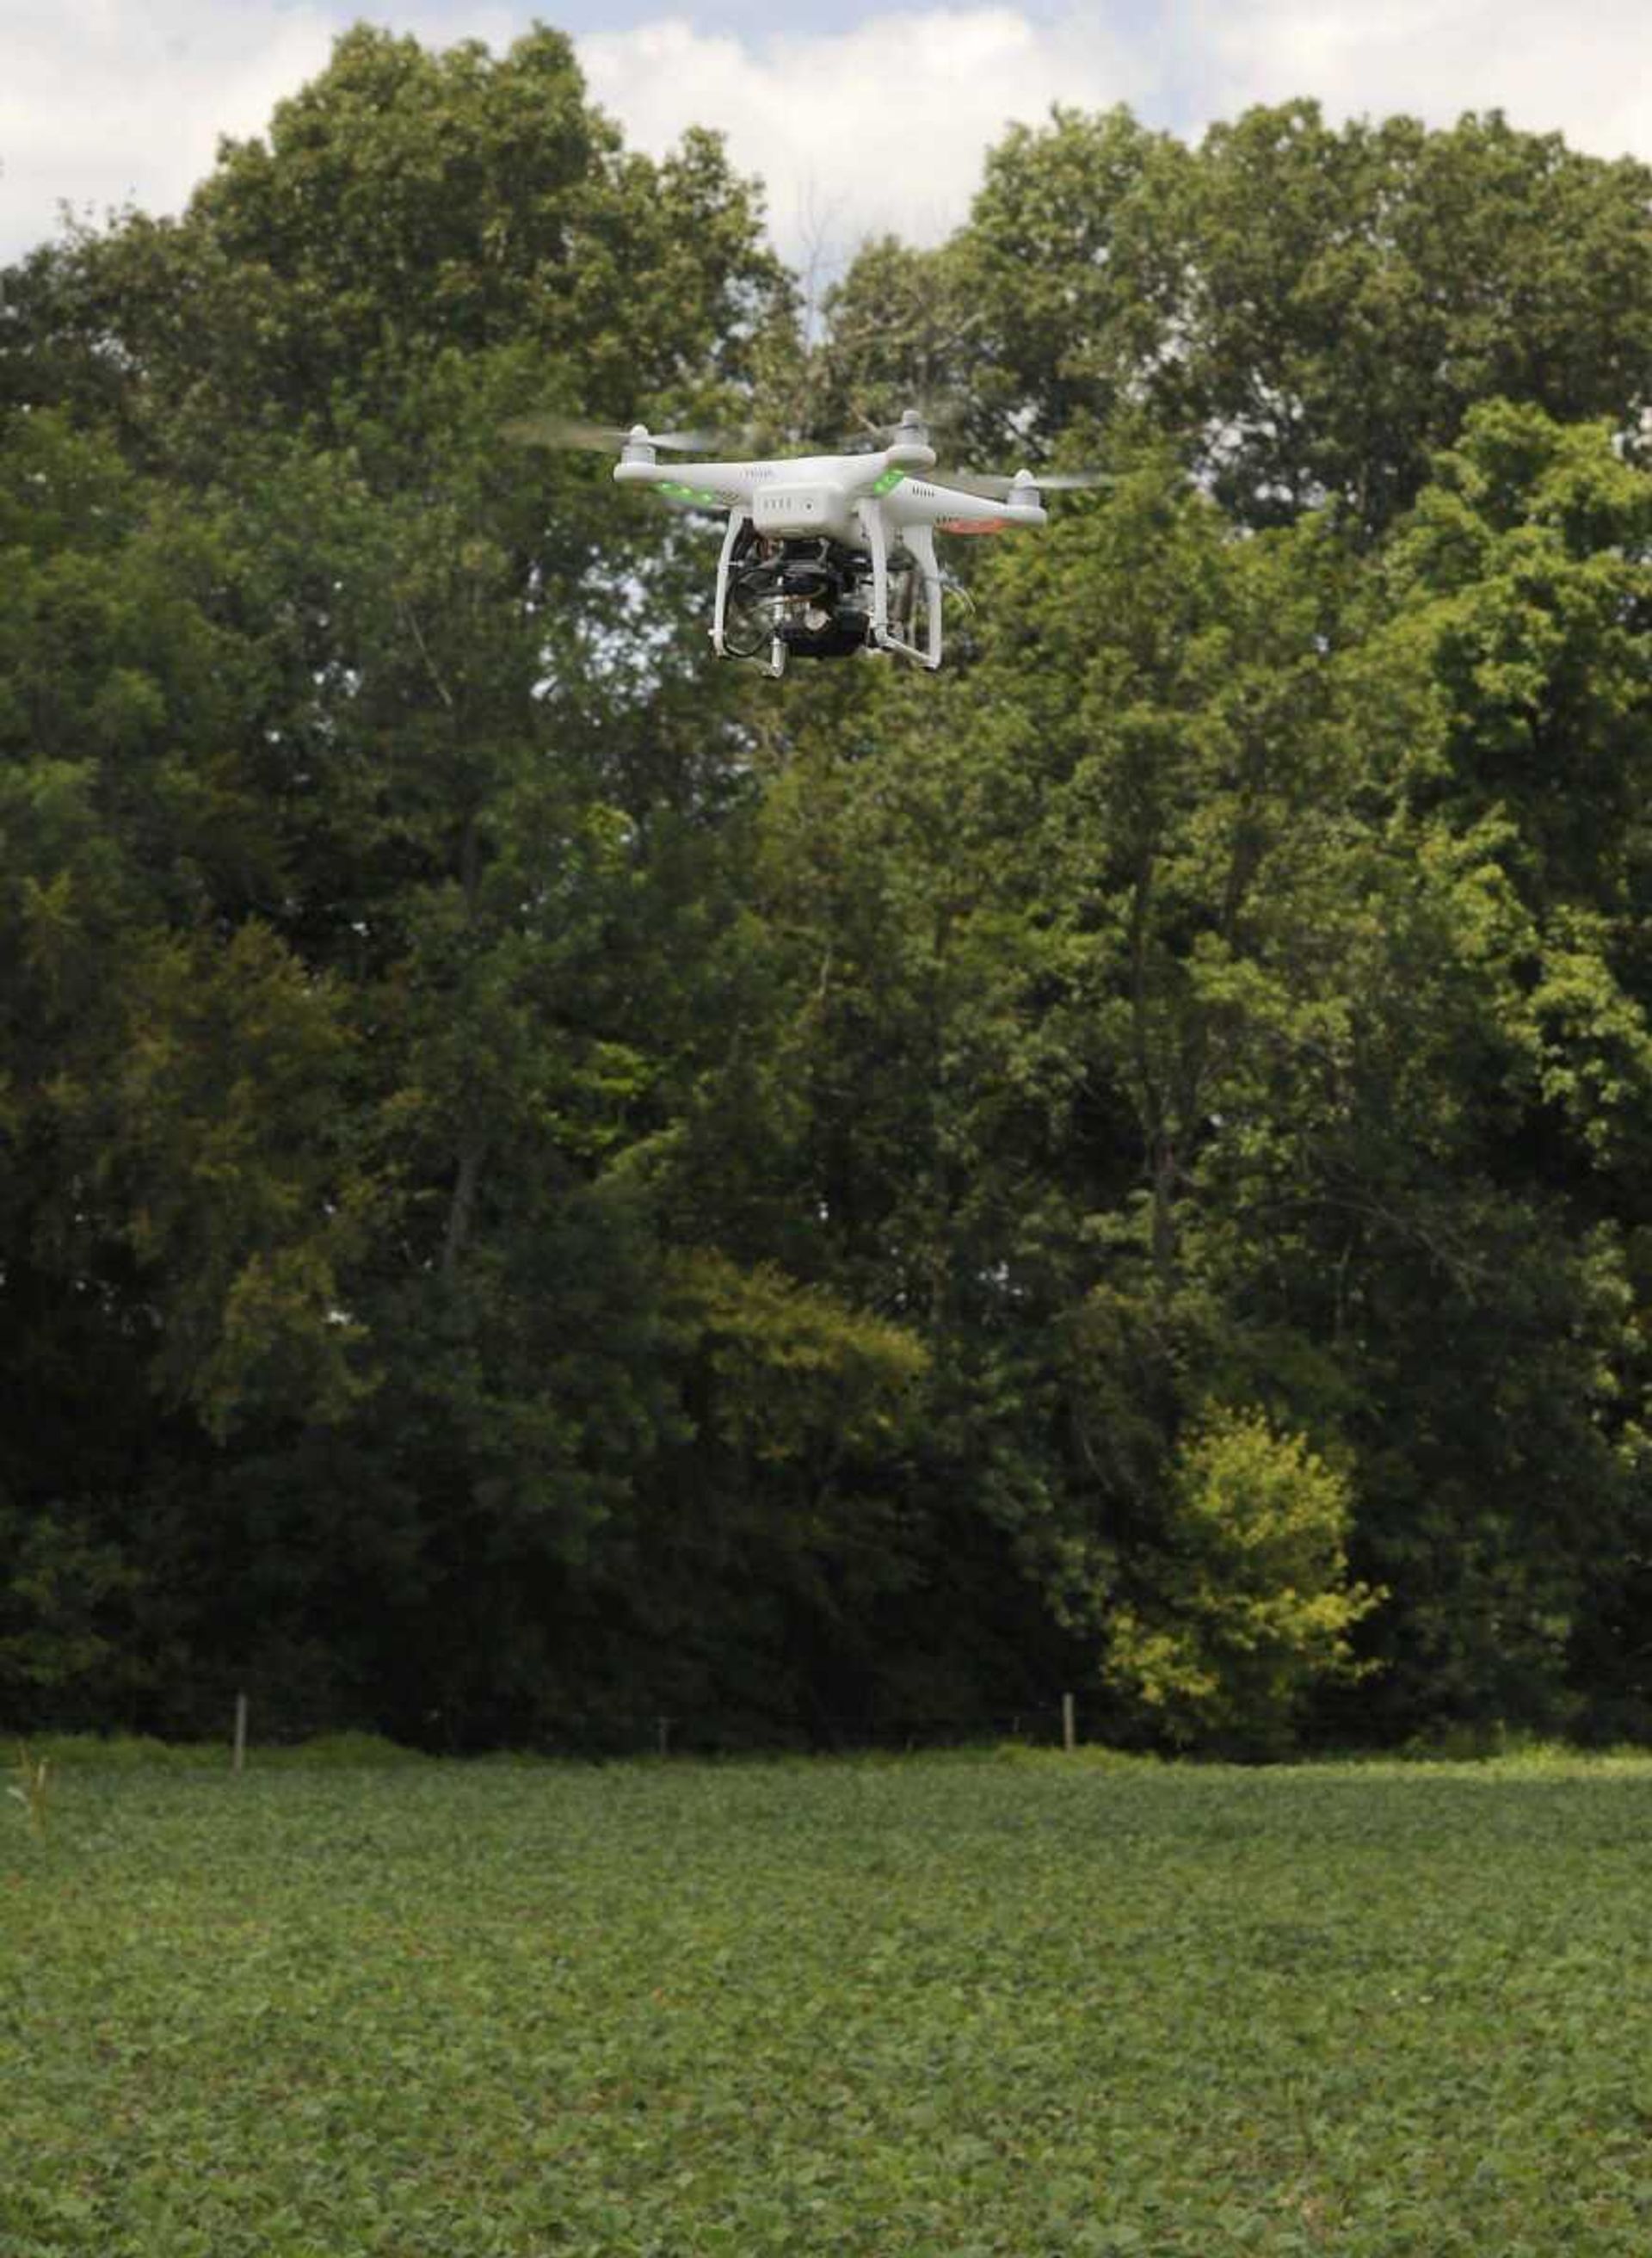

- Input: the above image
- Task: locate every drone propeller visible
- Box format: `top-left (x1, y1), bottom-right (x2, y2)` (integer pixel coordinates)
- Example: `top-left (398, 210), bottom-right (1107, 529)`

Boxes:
top-left (934, 468), bottom-right (1117, 500)
top-left (500, 411), bottom-right (739, 456)
top-left (813, 404), bottom-right (941, 453)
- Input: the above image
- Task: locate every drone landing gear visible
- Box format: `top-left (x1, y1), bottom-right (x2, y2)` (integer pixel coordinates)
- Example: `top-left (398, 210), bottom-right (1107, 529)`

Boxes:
top-left (712, 508), bottom-right (749, 661)
top-left (866, 515), bottom-right (942, 670)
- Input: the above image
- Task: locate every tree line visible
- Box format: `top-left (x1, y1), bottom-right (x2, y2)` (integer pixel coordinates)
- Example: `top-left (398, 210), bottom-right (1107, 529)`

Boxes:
top-left (3, 24), bottom-right (1649, 1753)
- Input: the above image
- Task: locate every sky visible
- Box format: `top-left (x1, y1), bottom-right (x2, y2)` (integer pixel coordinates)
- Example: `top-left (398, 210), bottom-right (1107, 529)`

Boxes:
top-left (2, 2), bottom-right (1649, 281)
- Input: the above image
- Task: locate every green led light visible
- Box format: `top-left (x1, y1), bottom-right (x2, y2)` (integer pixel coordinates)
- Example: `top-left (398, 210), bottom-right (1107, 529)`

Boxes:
top-left (871, 468), bottom-right (906, 495)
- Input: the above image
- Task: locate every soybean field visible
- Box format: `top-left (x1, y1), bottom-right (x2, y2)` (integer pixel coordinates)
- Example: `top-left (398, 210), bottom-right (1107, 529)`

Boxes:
top-left (6, 1747), bottom-right (1652, 2256)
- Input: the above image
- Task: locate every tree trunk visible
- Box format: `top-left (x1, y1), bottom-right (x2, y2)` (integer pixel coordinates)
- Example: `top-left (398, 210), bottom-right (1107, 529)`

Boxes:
top-left (441, 1132), bottom-right (484, 1284)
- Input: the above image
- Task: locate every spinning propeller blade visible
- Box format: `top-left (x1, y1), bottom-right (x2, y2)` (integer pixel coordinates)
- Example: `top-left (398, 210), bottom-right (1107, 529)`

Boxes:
top-left (934, 468), bottom-right (1117, 500)
top-left (819, 404), bottom-right (940, 453)
top-left (500, 412), bottom-right (737, 455)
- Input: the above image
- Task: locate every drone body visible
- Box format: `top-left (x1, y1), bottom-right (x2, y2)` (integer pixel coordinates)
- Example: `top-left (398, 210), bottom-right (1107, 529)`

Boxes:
top-left (505, 407), bottom-right (1106, 675)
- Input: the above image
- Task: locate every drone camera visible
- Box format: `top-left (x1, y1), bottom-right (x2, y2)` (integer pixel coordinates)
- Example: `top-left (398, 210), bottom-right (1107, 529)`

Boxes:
top-left (721, 531), bottom-right (879, 663)
top-left (778, 600), bottom-right (871, 661)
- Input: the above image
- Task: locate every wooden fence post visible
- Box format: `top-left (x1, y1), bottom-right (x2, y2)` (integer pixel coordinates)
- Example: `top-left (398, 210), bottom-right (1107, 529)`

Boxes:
top-left (233, 1692), bottom-right (249, 1774)
top-left (1062, 1692), bottom-right (1076, 1752)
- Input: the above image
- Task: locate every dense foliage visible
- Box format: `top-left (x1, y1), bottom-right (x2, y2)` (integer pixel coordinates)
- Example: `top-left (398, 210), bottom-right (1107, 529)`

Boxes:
top-left (3, 26), bottom-right (1650, 1750)
top-left (9, 1749), bottom-right (1652, 2254)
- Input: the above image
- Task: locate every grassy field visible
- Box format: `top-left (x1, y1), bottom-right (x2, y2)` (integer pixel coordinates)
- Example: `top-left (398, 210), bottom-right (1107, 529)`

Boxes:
top-left (5, 1743), bottom-right (1652, 2256)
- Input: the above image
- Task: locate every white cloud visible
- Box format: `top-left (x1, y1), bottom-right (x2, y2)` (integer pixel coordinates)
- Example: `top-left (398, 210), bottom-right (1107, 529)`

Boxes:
top-left (577, 2), bottom-right (1652, 284)
top-left (2, 0), bottom-right (1647, 278)
top-left (0, 1), bottom-right (543, 264)
top-left (1, 2), bottom-right (338, 260)
top-left (1191, 0), bottom-right (1652, 163)
top-left (576, 10), bottom-right (1156, 281)
top-left (579, 2), bottom-right (1652, 281)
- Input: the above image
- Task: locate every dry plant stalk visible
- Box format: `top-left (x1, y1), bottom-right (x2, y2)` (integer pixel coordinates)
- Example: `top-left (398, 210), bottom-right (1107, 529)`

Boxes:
top-left (8, 1743), bottom-right (50, 1839)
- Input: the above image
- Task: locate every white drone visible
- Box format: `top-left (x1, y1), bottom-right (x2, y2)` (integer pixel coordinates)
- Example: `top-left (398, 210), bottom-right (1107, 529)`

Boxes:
top-left (503, 407), bottom-right (1107, 676)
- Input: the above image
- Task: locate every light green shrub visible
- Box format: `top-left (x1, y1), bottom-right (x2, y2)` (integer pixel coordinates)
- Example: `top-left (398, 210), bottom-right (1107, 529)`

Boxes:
top-left (1104, 1405), bottom-right (1383, 1753)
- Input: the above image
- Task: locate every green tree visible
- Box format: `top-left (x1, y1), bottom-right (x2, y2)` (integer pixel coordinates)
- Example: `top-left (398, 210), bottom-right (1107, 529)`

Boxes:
top-left (0, 28), bottom-right (792, 1738)
top-left (912, 102), bottom-right (1652, 532)
top-left (1162, 106), bottom-right (1652, 534)
top-left (8, 27), bottom-right (786, 452)
top-left (9, 44), bottom-right (1652, 1751)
